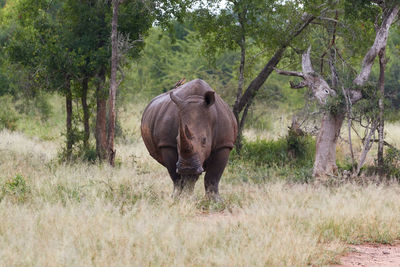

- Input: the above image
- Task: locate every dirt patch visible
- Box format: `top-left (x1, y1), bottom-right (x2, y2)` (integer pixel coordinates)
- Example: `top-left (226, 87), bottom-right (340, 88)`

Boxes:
top-left (334, 243), bottom-right (400, 267)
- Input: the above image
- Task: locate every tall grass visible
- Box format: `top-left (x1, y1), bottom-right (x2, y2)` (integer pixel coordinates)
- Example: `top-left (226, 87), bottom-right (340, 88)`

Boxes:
top-left (2, 129), bottom-right (400, 266)
top-left (1, 93), bottom-right (400, 265)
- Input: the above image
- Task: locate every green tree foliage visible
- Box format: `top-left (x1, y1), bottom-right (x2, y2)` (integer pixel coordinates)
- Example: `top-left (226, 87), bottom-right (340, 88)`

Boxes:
top-left (2, 0), bottom-right (192, 161)
top-left (122, 25), bottom-right (237, 101)
top-left (122, 21), bottom-right (305, 132)
top-left (384, 28), bottom-right (400, 117)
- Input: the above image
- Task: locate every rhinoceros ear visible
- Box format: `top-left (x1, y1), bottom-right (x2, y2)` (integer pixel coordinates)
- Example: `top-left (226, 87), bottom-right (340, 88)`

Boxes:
top-left (204, 91), bottom-right (215, 107)
top-left (170, 91), bottom-right (184, 109)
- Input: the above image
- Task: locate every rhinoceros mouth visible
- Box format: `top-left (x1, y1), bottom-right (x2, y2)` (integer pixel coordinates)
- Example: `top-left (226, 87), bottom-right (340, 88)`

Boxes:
top-left (176, 155), bottom-right (204, 175)
top-left (176, 166), bottom-right (204, 175)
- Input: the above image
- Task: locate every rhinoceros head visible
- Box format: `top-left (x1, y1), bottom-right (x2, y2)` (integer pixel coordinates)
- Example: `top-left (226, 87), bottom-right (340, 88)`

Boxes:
top-left (170, 90), bottom-right (215, 175)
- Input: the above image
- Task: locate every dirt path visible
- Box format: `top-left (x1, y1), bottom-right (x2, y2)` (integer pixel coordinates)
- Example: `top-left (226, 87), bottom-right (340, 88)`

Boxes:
top-left (335, 243), bottom-right (400, 267)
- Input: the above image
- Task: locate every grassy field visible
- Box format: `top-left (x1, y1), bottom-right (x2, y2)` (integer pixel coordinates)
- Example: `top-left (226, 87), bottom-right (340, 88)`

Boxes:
top-left (1, 96), bottom-right (400, 266)
top-left (1, 98), bottom-right (400, 266)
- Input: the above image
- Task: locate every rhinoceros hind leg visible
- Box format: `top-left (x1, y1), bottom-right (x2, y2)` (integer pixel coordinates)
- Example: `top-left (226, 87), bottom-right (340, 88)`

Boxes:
top-left (204, 148), bottom-right (230, 201)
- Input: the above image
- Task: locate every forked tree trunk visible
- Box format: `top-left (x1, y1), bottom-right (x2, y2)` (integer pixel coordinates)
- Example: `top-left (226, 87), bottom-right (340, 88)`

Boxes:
top-left (95, 70), bottom-right (107, 160)
top-left (313, 112), bottom-right (344, 178)
top-left (66, 78), bottom-right (73, 160)
top-left (81, 76), bottom-right (90, 148)
top-left (107, 0), bottom-right (119, 166)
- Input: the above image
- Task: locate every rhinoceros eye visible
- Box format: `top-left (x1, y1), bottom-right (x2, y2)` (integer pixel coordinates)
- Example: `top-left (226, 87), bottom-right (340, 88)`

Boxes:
top-left (201, 137), bottom-right (207, 146)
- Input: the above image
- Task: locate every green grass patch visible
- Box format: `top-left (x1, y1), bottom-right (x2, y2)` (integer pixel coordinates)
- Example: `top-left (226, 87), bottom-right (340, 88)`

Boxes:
top-left (228, 133), bottom-right (315, 183)
top-left (0, 174), bottom-right (31, 204)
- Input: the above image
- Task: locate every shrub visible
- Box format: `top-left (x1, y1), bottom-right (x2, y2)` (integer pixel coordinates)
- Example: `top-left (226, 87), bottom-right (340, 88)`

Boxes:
top-left (229, 132), bottom-right (315, 183)
top-left (58, 143), bottom-right (98, 164)
top-left (232, 134), bottom-right (315, 168)
top-left (364, 146), bottom-right (400, 179)
top-left (1, 174), bottom-right (30, 203)
top-left (0, 95), bottom-right (20, 131)
top-left (34, 93), bottom-right (53, 121)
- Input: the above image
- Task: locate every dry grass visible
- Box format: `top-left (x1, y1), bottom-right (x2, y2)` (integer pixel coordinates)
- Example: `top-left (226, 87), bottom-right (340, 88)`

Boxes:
top-left (1, 129), bottom-right (400, 266)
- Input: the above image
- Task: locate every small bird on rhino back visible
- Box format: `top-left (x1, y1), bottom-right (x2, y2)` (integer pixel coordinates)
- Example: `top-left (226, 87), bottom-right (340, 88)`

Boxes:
top-left (141, 79), bottom-right (238, 201)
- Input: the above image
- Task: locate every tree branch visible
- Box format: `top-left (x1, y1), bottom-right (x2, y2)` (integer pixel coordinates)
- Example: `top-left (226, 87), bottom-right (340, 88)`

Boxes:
top-left (290, 81), bottom-right (308, 89)
top-left (302, 46), bottom-right (314, 73)
top-left (353, 4), bottom-right (399, 86)
top-left (233, 12), bottom-right (318, 115)
top-left (273, 68), bottom-right (304, 78)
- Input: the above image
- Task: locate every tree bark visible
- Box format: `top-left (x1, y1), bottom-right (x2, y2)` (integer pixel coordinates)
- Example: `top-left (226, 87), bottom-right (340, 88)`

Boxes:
top-left (377, 48), bottom-right (386, 173)
top-left (66, 78), bottom-right (73, 160)
top-left (356, 120), bottom-right (378, 175)
top-left (107, 0), bottom-right (119, 166)
top-left (81, 76), bottom-right (90, 149)
top-left (234, 15), bottom-right (246, 152)
top-left (95, 69), bottom-right (107, 160)
top-left (353, 5), bottom-right (399, 87)
top-left (313, 112), bottom-right (344, 178)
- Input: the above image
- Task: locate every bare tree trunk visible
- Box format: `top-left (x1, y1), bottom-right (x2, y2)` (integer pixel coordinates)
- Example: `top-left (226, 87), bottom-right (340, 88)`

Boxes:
top-left (342, 86), bottom-right (355, 170)
top-left (66, 78), bottom-right (73, 160)
top-left (95, 69), bottom-right (107, 160)
top-left (107, 0), bottom-right (119, 166)
top-left (377, 48), bottom-right (386, 173)
top-left (81, 76), bottom-right (90, 149)
top-left (313, 112), bottom-right (344, 178)
top-left (234, 28), bottom-right (246, 152)
top-left (356, 120), bottom-right (378, 175)
top-left (236, 100), bottom-right (252, 151)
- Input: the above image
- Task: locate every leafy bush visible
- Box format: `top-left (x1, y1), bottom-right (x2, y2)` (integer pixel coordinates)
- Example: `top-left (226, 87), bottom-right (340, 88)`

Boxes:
top-left (58, 143), bottom-right (98, 164)
top-left (34, 93), bottom-right (53, 121)
top-left (383, 147), bottom-right (400, 178)
top-left (0, 95), bottom-right (20, 131)
top-left (232, 133), bottom-right (315, 168)
top-left (360, 146), bottom-right (400, 179)
top-left (364, 147), bottom-right (400, 179)
top-left (1, 174), bottom-right (30, 203)
top-left (229, 132), bottom-right (315, 183)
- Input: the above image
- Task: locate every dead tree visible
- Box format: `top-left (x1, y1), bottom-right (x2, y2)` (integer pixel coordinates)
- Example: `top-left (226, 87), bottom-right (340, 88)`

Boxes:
top-left (275, 3), bottom-right (399, 179)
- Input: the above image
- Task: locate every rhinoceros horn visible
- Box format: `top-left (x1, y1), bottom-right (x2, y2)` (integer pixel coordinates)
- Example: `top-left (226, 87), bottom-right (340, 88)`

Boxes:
top-left (179, 123), bottom-right (193, 153)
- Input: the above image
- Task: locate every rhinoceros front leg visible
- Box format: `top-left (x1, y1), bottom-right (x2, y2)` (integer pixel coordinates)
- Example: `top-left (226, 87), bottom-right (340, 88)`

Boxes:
top-left (179, 175), bottom-right (199, 195)
top-left (160, 147), bottom-right (199, 198)
top-left (204, 148), bottom-right (230, 202)
top-left (172, 175), bottom-right (199, 198)
top-left (160, 148), bottom-right (183, 198)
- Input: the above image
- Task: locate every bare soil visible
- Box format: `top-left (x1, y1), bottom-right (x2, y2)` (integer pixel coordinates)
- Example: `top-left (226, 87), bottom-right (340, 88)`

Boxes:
top-left (334, 243), bottom-right (400, 267)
